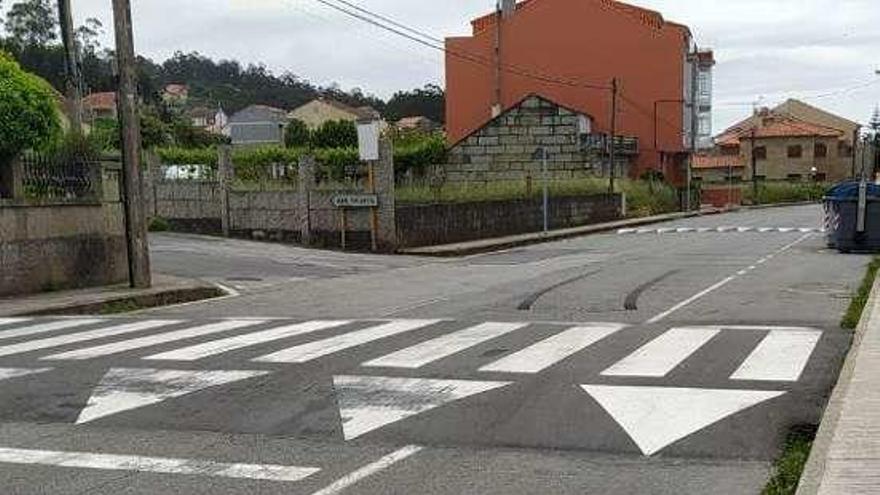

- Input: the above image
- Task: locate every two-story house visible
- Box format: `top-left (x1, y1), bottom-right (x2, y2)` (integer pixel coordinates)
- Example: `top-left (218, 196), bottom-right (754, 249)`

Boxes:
top-left (698, 100), bottom-right (859, 183)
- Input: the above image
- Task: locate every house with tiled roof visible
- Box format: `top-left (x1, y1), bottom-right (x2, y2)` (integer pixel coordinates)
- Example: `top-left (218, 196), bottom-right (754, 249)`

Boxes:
top-left (698, 102), bottom-right (857, 184)
top-left (288, 98), bottom-right (382, 130)
top-left (82, 91), bottom-right (117, 121)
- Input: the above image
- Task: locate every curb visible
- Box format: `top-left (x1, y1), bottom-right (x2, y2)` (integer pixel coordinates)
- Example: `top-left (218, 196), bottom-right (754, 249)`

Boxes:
top-left (398, 209), bottom-right (727, 257)
top-left (796, 275), bottom-right (880, 494)
top-left (11, 286), bottom-right (227, 317)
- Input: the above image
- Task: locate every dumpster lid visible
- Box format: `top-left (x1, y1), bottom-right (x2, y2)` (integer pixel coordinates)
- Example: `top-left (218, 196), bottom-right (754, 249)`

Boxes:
top-left (825, 180), bottom-right (880, 200)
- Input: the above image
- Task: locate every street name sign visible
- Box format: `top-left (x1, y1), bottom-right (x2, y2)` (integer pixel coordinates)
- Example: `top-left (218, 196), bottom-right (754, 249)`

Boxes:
top-left (332, 194), bottom-right (379, 208)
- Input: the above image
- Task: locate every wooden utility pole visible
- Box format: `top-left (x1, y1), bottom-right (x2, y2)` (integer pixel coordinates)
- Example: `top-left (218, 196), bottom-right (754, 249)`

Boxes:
top-left (112, 0), bottom-right (152, 288)
top-left (609, 78), bottom-right (618, 193)
top-left (58, 0), bottom-right (83, 132)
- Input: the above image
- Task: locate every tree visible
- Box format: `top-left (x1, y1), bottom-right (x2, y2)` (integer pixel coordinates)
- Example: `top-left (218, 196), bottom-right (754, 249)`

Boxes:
top-left (311, 120), bottom-right (357, 149)
top-left (0, 50), bottom-right (61, 165)
top-left (284, 118), bottom-right (310, 148)
top-left (385, 84), bottom-right (445, 124)
top-left (4, 0), bottom-right (57, 48)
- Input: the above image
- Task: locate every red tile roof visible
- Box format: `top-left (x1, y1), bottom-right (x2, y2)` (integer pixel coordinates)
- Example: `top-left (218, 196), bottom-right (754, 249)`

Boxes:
top-left (693, 154), bottom-right (743, 170)
top-left (716, 115), bottom-right (844, 146)
top-left (164, 84), bottom-right (189, 97)
top-left (82, 92), bottom-right (116, 111)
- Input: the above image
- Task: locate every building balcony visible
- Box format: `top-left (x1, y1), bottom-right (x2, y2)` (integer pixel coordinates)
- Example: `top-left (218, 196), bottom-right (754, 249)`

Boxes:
top-left (580, 133), bottom-right (640, 156)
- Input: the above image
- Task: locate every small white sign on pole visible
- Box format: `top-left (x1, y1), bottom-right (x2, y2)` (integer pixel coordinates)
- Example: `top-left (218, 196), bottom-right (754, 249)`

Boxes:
top-left (357, 119), bottom-right (380, 161)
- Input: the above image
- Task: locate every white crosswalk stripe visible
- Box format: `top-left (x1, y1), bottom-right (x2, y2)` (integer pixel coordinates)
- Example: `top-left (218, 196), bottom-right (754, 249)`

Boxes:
top-left (730, 329), bottom-right (821, 382)
top-left (252, 320), bottom-right (441, 364)
top-left (363, 322), bottom-right (528, 369)
top-left (143, 320), bottom-right (352, 361)
top-left (0, 318), bottom-right (826, 387)
top-left (41, 320), bottom-right (266, 361)
top-left (479, 323), bottom-right (626, 374)
top-left (601, 327), bottom-right (721, 377)
top-left (617, 226), bottom-right (824, 235)
top-left (0, 319), bottom-right (103, 341)
top-left (0, 318), bottom-right (30, 328)
top-left (0, 320), bottom-right (180, 358)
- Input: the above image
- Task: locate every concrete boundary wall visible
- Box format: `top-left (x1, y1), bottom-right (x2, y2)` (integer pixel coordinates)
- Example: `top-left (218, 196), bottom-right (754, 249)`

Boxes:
top-left (0, 164), bottom-right (128, 297)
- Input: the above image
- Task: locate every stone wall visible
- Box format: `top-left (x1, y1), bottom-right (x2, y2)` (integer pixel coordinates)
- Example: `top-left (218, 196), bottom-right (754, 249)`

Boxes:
top-left (0, 163), bottom-right (128, 297)
top-left (445, 95), bottom-right (602, 183)
top-left (396, 193), bottom-right (622, 248)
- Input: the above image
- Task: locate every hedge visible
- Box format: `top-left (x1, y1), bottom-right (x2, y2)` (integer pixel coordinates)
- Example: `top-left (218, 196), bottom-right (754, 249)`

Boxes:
top-left (156, 137), bottom-right (447, 181)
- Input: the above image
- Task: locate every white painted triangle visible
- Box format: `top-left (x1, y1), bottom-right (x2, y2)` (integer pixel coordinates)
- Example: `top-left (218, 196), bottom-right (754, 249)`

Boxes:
top-left (76, 368), bottom-right (270, 424)
top-left (0, 368), bottom-right (53, 381)
top-left (334, 375), bottom-right (511, 440)
top-left (581, 385), bottom-right (786, 456)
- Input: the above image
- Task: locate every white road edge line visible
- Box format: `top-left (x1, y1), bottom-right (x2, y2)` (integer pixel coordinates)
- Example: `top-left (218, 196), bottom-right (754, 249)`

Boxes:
top-left (647, 233), bottom-right (812, 324)
top-left (0, 447), bottom-right (320, 482)
top-left (309, 445), bottom-right (423, 495)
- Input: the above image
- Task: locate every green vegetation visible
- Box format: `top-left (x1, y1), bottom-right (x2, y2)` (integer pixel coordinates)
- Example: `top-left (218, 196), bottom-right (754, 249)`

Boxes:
top-left (284, 118), bottom-right (311, 148)
top-left (762, 425), bottom-right (817, 495)
top-left (148, 217), bottom-right (171, 232)
top-left (0, 49), bottom-right (61, 166)
top-left (311, 120), bottom-right (358, 149)
top-left (743, 182), bottom-right (828, 205)
top-left (841, 257), bottom-right (880, 330)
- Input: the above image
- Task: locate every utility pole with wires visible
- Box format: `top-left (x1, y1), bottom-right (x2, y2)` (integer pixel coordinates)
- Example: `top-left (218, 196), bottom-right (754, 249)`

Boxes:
top-left (57, 0), bottom-right (83, 133)
top-left (112, 0), bottom-right (152, 289)
top-left (609, 77), bottom-right (618, 193)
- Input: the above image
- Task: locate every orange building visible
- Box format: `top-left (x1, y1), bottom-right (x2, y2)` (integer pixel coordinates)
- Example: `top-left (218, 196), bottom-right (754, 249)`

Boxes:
top-left (445, 0), bottom-right (714, 183)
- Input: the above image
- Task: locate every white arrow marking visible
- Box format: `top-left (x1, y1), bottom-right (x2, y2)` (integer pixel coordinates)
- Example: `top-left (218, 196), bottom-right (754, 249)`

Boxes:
top-left (0, 447), bottom-right (319, 482)
top-left (581, 385), bottom-right (785, 456)
top-left (0, 368), bottom-right (53, 381)
top-left (333, 375), bottom-right (511, 440)
top-left (76, 368), bottom-right (270, 424)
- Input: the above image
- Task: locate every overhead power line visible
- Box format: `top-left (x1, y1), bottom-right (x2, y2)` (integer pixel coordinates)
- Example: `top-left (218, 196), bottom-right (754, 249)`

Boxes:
top-left (308, 0), bottom-right (611, 91)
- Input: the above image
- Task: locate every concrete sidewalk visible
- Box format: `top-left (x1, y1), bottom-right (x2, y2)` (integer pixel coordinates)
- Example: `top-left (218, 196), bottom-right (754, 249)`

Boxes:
top-left (798, 277), bottom-right (880, 494)
top-left (0, 274), bottom-right (224, 317)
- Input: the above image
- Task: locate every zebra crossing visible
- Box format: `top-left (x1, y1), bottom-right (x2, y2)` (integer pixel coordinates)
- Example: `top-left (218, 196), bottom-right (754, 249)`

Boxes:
top-left (618, 226), bottom-right (825, 235)
top-left (0, 317), bottom-right (826, 457)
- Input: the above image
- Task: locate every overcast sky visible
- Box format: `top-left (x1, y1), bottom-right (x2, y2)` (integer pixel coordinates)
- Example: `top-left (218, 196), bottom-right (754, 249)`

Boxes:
top-left (6, 0), bottom-right (880, 130)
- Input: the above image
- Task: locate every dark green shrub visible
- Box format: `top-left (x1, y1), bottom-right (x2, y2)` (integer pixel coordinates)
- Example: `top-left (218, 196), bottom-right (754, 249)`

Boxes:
top-left (311, 120), bottom-right (357, 149)
top-left (0, 50), bottom-right (62, 165)
top-left (285, 118), bottom-right (311, 148)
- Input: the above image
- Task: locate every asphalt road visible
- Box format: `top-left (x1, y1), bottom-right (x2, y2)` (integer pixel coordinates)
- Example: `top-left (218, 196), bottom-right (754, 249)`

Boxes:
top-left (0, 204), bottom-right (870, 494)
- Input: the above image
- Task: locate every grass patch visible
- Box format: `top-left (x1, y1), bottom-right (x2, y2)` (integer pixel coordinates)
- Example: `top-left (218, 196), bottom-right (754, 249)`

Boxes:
top-left (841, 257), bottom-right (880, 330)
top-left (762, 425), bottom-right (817, 495)
top-left (396, 178), bottom-right (680, 217)
top-left (742, 182), bottom-right (828, 205)
top-left (148, 216), bottom-right (170, 232)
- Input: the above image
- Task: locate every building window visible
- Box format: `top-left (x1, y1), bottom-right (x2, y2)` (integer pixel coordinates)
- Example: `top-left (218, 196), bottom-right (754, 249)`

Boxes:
top-left (721, 145), bottom-right (740, 156)
top-left (754, 146), bottom-right (767, 160)
top-left (815, 173), bottom-right (827, 182)
top-left (814, 143), bottom-right (827, 158)
top-left (577, 114), bottom-right (592, 135)
top-left (788, 145), bottom-right (803, 158)
top-left (839, 142), bottom-right (853, 158)
top-left (698, 115), bottom-right (711, 136)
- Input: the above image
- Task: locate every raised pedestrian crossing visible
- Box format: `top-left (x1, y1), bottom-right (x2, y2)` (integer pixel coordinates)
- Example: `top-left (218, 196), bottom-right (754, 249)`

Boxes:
top-left (0, 317), bottom-right (823, 382)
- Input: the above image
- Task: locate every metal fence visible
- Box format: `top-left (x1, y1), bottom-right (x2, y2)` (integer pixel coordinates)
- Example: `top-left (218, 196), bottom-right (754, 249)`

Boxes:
top-left (18, 150), bottom-right (102, 201)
